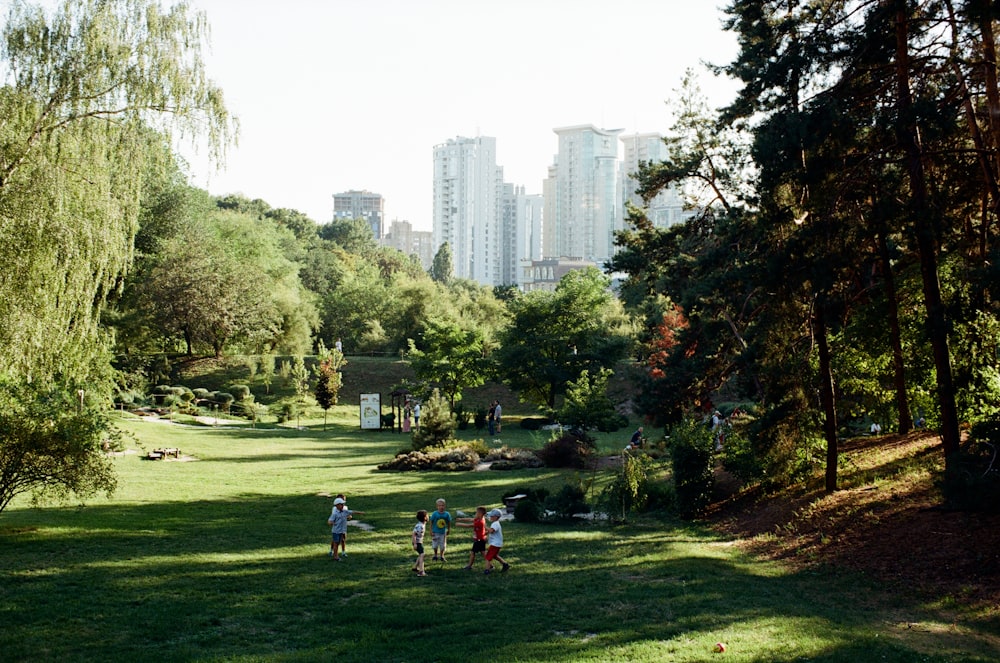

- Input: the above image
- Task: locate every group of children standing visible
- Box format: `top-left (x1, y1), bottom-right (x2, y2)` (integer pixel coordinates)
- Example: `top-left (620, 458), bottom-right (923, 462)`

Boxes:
top-left (327, 496), bottom-right (511, 576)
top-left (412, 499), bottom-right (510, 576)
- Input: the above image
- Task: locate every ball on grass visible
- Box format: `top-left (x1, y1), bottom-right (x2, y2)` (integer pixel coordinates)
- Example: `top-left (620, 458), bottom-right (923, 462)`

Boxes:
top-left (713, 642), bottom-right (727, 653)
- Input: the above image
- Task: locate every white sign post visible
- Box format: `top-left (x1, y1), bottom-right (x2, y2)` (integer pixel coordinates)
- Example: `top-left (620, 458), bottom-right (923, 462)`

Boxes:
top-left (360, 393), bottom-right (381, 430)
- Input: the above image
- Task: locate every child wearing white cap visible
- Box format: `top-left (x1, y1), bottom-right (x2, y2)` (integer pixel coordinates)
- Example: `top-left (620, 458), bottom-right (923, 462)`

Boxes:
top-left (483, 509), bottom-right (511, 575)
top-left (327, 496), bottom-right (364, 560)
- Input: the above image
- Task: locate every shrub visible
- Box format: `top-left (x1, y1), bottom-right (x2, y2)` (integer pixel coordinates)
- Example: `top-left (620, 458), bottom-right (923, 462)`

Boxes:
top-left (276, 400), bottom-right (299, 424)
top-left (377, 446), bottom-right (480, 472)
top-left (229, 384), bottom-right (251, 401)
top-left (411, 389), bottom-right (454, 450)
top-left (474, 406), bottom-right (487, 431)
top-left (192, 388), bottom-right (210, 401)
top-left (669, 417), bottom-right (715, 519)
top-left (544, 484), bottom-right (590, 519)
top-left (537, 430), bottom-right (596, 468)
top-left (453, 403), bottom-right (471, 430)
top-left (174, 386), bottom-right (195, 403)
top-left (520, 417), bottom-right (553, 430)
top-left (514, 499), bottom-right (542, 522)
top-left (484, 446), bottom-right (544, 470)
top-left (601, 452), bottom-right (651, 520)
top-left (501, 486), bottom-right (550, 505)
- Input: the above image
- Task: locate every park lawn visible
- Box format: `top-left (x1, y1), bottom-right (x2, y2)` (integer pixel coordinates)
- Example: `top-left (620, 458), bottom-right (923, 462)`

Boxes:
top-left (1, 414), bottom-right (996, 662)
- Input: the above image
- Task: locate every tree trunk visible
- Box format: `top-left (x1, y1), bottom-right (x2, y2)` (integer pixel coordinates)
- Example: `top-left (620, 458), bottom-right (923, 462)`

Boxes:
top-left (815, 300), bottom-right (839, 492)
top-left (892, 1), bottom-right (961, 468)
top-left (877, 229), bottom-right (913, 433)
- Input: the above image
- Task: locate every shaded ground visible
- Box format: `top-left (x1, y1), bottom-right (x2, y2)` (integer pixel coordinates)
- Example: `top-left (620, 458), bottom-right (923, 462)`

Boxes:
top-left (706, 432), bottom-right (1000, 616)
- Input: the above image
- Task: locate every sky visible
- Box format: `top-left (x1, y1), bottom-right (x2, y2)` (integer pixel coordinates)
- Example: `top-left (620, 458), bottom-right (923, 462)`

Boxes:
top-left (182, 0), bottom-right (741, 230)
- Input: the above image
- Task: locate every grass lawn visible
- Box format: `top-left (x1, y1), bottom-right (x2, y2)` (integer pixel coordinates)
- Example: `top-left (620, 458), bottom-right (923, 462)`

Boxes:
top-left (1, 411), bottom-right (996, 662)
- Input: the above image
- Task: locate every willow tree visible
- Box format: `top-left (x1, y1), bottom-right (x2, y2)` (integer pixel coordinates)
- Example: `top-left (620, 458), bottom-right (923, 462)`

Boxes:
top-left (0, 0), bottom-right (235, 512)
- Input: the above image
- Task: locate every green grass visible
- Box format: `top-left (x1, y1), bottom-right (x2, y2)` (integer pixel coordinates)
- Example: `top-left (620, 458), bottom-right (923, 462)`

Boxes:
top-left (1, 413), bottom-right (997, 662)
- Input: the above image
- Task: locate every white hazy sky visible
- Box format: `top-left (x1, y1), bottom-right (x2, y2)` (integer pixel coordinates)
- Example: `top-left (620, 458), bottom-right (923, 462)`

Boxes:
top-left (182, 0), bottom-right (740, 230)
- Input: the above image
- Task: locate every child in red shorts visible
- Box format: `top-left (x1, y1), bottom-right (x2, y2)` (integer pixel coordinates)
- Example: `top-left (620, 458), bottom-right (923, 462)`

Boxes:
top-left (483, 509), bottom-right (510, 575)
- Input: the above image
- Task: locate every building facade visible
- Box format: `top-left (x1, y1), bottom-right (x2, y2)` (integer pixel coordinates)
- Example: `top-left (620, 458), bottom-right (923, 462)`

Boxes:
top-left (332, 190), bottom-right (385, 239)
top-left (619, 132), bottom-right (692, 228)
top-left (543, 125), bottom-right (623, 266)
top-left (502, 184), bottom-right (544, 288)
top-left (381, 219), bottom-right (435, 270)
top-left (432, 136), bottom-right (503, 285)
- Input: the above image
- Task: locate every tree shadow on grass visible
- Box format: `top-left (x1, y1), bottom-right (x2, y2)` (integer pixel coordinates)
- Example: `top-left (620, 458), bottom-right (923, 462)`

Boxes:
top-left (2, 492), bottom-right (998, 663)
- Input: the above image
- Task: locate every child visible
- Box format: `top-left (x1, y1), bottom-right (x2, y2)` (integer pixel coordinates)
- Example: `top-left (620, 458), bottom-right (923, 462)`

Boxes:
top-left (429, 498), bottom-right (452, 561)
top-left (327, 497), bottom-right (364, 560)
top-left (455, 506), bottom-right (488, 569)
top-left (412, 510), bottom-right (428, 576)
top-left (483, 509), bottom-right (511, 575)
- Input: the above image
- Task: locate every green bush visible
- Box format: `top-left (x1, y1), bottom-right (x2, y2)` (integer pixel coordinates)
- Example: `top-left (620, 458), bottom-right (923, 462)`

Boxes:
top-left (474, 406), bottom-right (487, 431)
top-left (411, 389), bottom-right (454, 450)
top-left (669, 417), bottom-right (715, 519)
top-left (537, 430), bottom-right (596, 468)
top-left (484, 446), bottom-right (544, 470)
top-left (514, 499), bottom-right (542, 522)
top-left (229, 384), bottom-right (251, 401)
top-left (276, 400), bottom-right (299, 424)
top-left (520, 417), bottom-right (553, 430)
top-left (192, 388), bottom-right (210, 400)
top-left (544, 484), bottom-right (590, 519)
top-left (601, 452), bottom-right (651, 520)
top-left (377, 447), bottom-right (480, 472)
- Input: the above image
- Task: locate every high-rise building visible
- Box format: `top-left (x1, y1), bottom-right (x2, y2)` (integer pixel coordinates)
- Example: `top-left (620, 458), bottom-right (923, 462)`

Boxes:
top-left (620, 133), bottom-right (692, 228)
top-left (432, 136), bottom-right (503, 285)
top-left (382, 219), bottom-right (435, 270)
top-left (333, 190), bottom-right (385, 239)
top-left (543, 125), bottom-right (623, 265)
top-left (501, 184), bottom-right (544, 288)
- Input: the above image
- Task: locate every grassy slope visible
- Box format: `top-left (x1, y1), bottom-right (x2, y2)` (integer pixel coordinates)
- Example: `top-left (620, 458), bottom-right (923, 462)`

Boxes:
top-left (1, 412), bottom-right (997, 662)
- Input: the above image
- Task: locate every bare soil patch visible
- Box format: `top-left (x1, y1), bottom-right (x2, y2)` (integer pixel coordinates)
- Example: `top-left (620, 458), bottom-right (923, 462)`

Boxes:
top-left (707, 432), bottom-right (1000, 615)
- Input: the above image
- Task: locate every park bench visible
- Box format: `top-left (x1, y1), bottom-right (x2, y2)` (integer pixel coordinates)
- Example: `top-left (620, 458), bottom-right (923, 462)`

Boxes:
top-left (503, 493), bottom-right (527, 513)
top-left (147, 447), bottom-right (180, 460)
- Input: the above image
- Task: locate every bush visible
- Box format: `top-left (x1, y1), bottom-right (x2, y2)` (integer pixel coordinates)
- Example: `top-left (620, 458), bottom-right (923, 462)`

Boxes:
top-left (474, 406), bottom-right (487, 431)
top-left (942, 436), bottom-right (1000, 511)
top-left (601, 452), bottom-right (651, 520)
top-left (669, 417), bottom-right (715, 519)
top-left (537, 430), bottom-right (596, 468)
top-left (411, 389), bottom-right (455, 450)
top-left (544, 484), bottom-right (590, 519)
top-left (377, 446), bottom-right (480, 472)
top-left (192, 388), bottom-right (211, 401)
top-left (514, 499), bottom-right (542, 522)
top-left (520, 417), bottom-right (553, 430)
top-left (229, 384), bottom-right (251, 401)
top-left (276, 400), bottom-right (299, 424)
top-left (484, 446), bottom-right (544, 470)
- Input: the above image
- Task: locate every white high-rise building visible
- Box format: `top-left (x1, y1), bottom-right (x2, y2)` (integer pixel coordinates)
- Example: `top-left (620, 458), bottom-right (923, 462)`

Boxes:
top-left (620, 133), bottom-right (692, 228)
top-left (543, 125), bottom-right (623, 265)
top-left (501, 184), bottom-right (544, 288)
top-left (432, 136), bottom-right (503, 285)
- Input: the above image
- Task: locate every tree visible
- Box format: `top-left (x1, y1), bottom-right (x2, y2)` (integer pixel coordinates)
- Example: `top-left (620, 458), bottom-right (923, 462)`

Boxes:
top-left (0, 0), bottom-right (234, 509)
top-left (430, 242), bottom-right (454, 284)
top-left (0, 0), bottom-right (235, 379)
top-left (558, 368), bottom-right (620, 432)
top-left (410, 388), bottom-right (455, 450)
top-left (407, 316), bottom-right (487, 408)
top-left (0, 378), bottom-right (124, 514)
top-left (496, 268), bottom-right (633, 410)
top-left (313, 342), bottom-right (346, 431)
